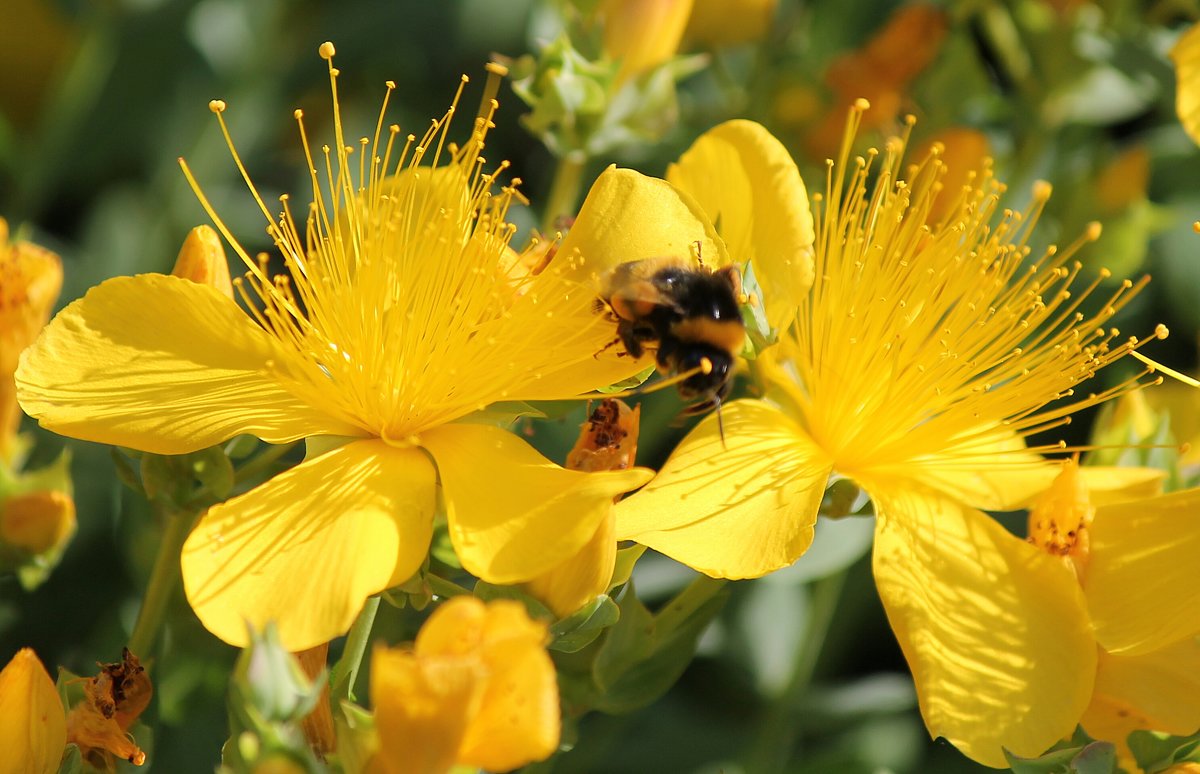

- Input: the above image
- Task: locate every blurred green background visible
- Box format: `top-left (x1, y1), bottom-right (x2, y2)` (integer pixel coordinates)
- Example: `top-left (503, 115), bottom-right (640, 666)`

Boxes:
top-left (4, 0), bottom-right (1200, 771)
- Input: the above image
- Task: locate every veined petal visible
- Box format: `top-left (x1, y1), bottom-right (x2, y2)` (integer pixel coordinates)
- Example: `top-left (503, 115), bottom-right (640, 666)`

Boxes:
top-left (181, 440), bottom-right (435, 650)
top-left (871, 486), bottom-right (1095, 768)
top-left (1082, 638), bottom-right (1200, 746)
top-left (667, 119), bottom-right (814, 325)
top-left (557, 166), bottom-right (728, 284)
top-left (902, 427), bottom-right (1163, 511)
top-left (421, 423), bottom-right (652, 585)
top-left (615, 400), bottom-right (832, 579)
top-left (16, 275), bottom-right (364, 454)
top-left (1086, 487), bottom-right (1200, 655)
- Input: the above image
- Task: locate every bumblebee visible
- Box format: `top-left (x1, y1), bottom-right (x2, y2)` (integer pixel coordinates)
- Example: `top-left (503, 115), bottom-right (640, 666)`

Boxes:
top-left (596, 256), bottom-right (745, 415)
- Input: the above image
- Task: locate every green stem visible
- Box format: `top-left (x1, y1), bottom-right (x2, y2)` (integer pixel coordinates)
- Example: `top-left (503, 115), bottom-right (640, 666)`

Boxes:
top-left (127, 507), bottom-right (198, 657)
top-left (425, 573), bottom-right (473, 599)
top-left (743, 570), bottom-right (848, 774)
top-left (656, 574), bottom-right (728, 631)
top-left (233, 441), bottom-right (299, 485)
top-left (541, 152), bottom-right (587, 233)
top-left (331, 596), bottom-right (380, 703)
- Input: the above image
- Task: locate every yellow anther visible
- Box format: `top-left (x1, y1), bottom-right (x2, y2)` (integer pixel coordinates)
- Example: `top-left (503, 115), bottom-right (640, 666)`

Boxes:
top-left (319, 41), bottom-right (336, 59)
top-left (209, 100), bottom-right (226, 113)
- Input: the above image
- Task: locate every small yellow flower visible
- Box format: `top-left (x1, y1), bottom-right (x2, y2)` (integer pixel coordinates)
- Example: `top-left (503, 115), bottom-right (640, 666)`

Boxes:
top-left (0, 648), bottom-right (66, 774)
top-left (600, 0), bottom-right (694, 85)
top-left (616, 107), bottom-right (1166, 765)
top-left (1023, 462), bottom-right (1200, 764)
top-left (0, 218), bottom-right (62, 465)
top-left (15, 44), bottom-right (733, 650)
top-left (370, 596), bottom-right (560, 774)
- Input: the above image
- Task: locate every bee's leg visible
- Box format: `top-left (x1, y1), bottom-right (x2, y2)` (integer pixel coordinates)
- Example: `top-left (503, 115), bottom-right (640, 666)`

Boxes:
top-left (618, 320), bottom-right (647, 359)
top-left (593, 335), bottom-right (624, 359)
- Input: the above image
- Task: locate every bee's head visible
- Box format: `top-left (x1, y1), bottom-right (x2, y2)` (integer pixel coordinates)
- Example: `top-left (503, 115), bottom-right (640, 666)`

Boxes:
top-left (674, 345), bottom-right (734, 409)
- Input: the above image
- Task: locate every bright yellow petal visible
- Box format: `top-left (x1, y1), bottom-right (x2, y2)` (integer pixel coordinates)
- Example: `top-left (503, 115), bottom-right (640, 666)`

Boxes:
top-left (558, 166), bottom-right (728, 284)
top-left (1082, 638), bottom-right (1200, 746)
top-left (181, 440), bottom-right (435, 650)
top-left (1171, 22), bottom-right (1200, 146)
top-left (16, 274), bottom-right (363, 454)
top-left (902, 426), bottom-right (1163, 511)
top-left (1086, 487), bottom-right (1200, 656)
top-left (0, 648), bottom-right (65, 774)
top-left (667, 119), bottom-right (814, 325)
top-left (421, 423), bottom-right (652, 585)
top-left (615, 400), bottom-right (832, 579)
top-left (871, 486), bottom-right (1096, 768)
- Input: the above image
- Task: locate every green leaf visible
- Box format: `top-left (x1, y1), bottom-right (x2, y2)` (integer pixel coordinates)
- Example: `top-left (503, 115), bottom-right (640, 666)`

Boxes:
top-left (1005, 741), bottom-right (1117, 774)
top-left (56, 745), bottom-right (82, 774)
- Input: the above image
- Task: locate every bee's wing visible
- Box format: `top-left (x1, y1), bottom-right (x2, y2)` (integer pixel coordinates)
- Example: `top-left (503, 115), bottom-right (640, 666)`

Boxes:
top-left (598, 258), bottom-right (688, 319)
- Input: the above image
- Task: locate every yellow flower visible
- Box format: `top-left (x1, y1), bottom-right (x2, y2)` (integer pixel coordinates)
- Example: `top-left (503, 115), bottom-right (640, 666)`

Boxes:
top-left (13, 44), bottom-right (722, 650)
top-left (600, 0), bottom-right (694, 85)
top-left (684, 0), bottom-right (777, 48)
top-left (0, 218), bottom-right (62, 465)
top-left (1025, 462), bottom-right (1200, 764)
top-left (1171, 22), bottom-right (1200, 146)
top-left (615, 106), bottom-right (1166, 765)
top-left (370, 596), bottom-right (559, 774)
top-left (0, 648), bottom-right (66, 774)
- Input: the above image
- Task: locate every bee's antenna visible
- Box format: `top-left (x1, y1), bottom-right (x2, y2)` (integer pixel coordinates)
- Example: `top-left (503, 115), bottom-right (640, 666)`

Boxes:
top-left (714, 392), bottom-right (727, 450)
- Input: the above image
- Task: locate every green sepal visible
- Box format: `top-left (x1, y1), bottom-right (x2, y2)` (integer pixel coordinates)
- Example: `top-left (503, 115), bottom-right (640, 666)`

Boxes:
top-left (609, 543), bottom-right (646, 591)
top-left (111, 448), bottom-right (143, 495)
top-left (473, 580), bottom-right (555, 620)
top-left (56, 745), bottom-right (83, 774)
top-left (224, 435), bottom-right (260, 460)
top-left (548, 595), bottom-right (620, 653)
top-left (1128, 730), bottom-right (1200, 773)
top-left (1004, 741), bottom-right (1117, 774)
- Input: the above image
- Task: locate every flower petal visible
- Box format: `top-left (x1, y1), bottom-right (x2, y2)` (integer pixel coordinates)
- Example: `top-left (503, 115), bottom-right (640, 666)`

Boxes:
top-left (0, 648), bottom-right (65, 774)
top-left (557, 166), bottom-right (728, 284)
top-left (1082, 638), bottom-right (1200, 746)
top-left (615, 400), bottom-right (832, 579)
top-left (181, 439), bottom-right (435, 650)
top-left (420, 423), bottom-right (652, 585)
top-left (667, 119), bottom-right (814, 325)
top-left (1171, 22), bottom-right (1200, 146)
top-left (1085, 487), bottom-right (1200, 655)
top-left (16, 274), bottom-right (363, 454)
top-left (871, 486), bottom-right (1095, 767)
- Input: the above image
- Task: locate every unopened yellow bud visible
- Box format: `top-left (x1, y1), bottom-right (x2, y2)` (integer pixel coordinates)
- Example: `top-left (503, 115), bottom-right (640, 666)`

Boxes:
top-left (171, 225), bottom-right (234, 299)
top-left (0, 648), bottom-right (67, 774)
top-left (0, 490), bottom-right (75, 555)
top-left (601, 0), bottom-right (695, 85)
top-left (0, 218), bottom-right (62, 463)
top-left (371, 597), bottom-right (559, 774)
top-left (685, 0), bottom-right (776, 48)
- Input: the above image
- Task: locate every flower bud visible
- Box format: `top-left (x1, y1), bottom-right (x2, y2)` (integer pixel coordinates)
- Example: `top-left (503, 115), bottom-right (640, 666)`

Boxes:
top-left (0, 489), bottom-right (75, 555)
top-left (0, 218), bottom-right (62, 464)
top-left (601, 0), bottom-right (694, 85)
top-left (0, 648), bottom-right (67, 774)
top-left (171, 225), bottom-right (234, 299)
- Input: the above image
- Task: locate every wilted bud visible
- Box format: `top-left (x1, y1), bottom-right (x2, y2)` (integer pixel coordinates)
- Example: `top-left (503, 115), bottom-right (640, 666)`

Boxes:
top-left (1027, 458), bottom-right (1094, 584)
top-left (66, 648), bottom-right (151, 768)
top-left (0, 489), bottom-right (75, 555)
top-left (601, 0), bottom-right (694, 85)
top-left (0, 218), bottom-right (62, 464)
top-left (171, 225), bottom-right (234, 299)
top-left (525, 400), bottom-right (639, 617)
top-left (292, 644), bottom-right (335, 757)
top-left (0, 648), bottom-right (66, 774)
top-left (370, 597), bottom-right (560, 774)
top-left (685, 0), bottom-right (776, 48)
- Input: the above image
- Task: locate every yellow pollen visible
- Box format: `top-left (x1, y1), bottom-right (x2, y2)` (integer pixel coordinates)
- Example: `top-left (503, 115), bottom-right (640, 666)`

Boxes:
top-left (209, 100), bottom-right (225, 113)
